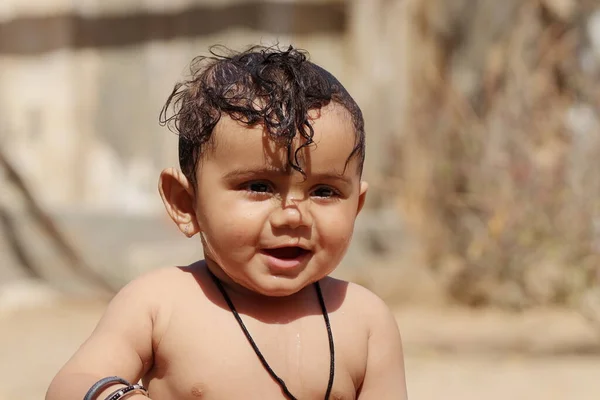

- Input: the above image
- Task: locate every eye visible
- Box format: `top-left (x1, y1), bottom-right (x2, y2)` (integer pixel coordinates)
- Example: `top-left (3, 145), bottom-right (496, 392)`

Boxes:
top-left (242, 181), bottom-right (274, 195)
top-left (312, 185), bottom-right (339, 198)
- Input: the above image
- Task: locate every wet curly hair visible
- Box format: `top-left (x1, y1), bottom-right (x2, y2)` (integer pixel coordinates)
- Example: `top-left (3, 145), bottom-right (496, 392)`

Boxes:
top-left (159, 45), bottom-right (365, 185)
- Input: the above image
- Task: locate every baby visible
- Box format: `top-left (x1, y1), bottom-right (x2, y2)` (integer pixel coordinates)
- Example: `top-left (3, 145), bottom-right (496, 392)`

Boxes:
top-left (46, 45), bottom-right (407, 400)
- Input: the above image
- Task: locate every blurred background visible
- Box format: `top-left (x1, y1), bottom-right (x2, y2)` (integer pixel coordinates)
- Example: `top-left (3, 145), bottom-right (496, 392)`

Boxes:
top-left (1, 0), bottom-right (600, 399)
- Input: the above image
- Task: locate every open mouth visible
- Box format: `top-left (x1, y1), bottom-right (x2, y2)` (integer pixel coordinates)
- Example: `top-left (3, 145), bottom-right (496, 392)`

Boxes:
top-left (262, 246), bottom-right (310, 260)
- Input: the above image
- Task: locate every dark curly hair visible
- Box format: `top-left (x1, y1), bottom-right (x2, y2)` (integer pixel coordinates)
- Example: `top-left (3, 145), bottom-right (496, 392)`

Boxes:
top-left (159, 45), bottom-right (365, 185)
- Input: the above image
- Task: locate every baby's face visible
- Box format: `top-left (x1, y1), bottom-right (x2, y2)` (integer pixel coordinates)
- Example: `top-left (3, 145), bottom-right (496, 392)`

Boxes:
top-left (193, 103), bottom-right (367, 297)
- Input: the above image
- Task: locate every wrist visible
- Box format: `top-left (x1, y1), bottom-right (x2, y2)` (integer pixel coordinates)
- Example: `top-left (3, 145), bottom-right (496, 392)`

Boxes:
top-left (104, 393), bottom-right (150, 400)
top-left (103, 384), bottom-right (149, 400)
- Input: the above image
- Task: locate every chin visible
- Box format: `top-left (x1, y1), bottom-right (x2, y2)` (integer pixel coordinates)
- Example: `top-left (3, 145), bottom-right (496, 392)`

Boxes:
top-left (261, 271), bottom-right (333, 297)
top-left (261, 289), bottom-right (299, 298)
top-left (253, 278), bottom-right (312, 298)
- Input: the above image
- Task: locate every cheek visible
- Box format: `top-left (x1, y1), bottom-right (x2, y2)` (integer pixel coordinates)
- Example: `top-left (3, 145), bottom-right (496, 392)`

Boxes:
top-left (316, 208), bottom-right (357, 251)
top-left (199, 197), bottom-right (268, 245)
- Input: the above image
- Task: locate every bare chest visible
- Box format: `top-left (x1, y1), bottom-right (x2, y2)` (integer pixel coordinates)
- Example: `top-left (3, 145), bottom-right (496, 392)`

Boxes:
top-left (146, 305), bottom-right (366, 400)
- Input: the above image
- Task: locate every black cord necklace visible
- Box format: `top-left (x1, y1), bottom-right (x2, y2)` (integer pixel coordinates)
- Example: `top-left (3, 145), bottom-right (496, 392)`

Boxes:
top-left (207, 269), bottom-right (335, 400)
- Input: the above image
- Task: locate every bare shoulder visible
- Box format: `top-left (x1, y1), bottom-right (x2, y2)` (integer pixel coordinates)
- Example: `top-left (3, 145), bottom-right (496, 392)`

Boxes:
top-left (103, 263), bottom-right (205, 325)
top-left (116, 263), bottom-right (202, 299)
top-left (99, 263), bottom-right (207, 345)
top-left (48, 265), bottom-right (205, 387)
top-left (321, 277), bottom-right (396, 326)
top-left (321, 279), bottom-right (407, 399)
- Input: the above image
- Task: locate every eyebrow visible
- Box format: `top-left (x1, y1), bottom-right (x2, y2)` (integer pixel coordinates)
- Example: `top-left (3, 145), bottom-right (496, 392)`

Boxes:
top-left (222, 167), bottom-right (353, 185)
top-left (222, 167), bottom-right (289, 180)
top-left (312, 172), bottom-right (353, 185)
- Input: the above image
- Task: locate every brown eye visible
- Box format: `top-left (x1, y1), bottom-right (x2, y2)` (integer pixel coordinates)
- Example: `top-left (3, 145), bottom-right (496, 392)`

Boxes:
top-left (312, 186), bottom-right (338, 198)
top-left (249, 182), bottom-right (269, 192)
top-left (243, 181), bottom-right (273, 194)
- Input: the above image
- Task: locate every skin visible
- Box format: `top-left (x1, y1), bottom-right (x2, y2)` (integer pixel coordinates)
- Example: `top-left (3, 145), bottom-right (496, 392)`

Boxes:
top-left (46, 103), bottom-right (407, 400)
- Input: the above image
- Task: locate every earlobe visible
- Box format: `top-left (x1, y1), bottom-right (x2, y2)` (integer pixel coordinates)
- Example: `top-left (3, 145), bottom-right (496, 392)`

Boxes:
top-left (357, 181), bottom-right (368, 215)
top-left (158, 168), bottom-right (200, 237)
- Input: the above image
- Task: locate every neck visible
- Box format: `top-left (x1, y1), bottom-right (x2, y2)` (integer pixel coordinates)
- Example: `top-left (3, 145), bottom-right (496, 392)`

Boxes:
top-left (202, 258), bottom-right (314, 307)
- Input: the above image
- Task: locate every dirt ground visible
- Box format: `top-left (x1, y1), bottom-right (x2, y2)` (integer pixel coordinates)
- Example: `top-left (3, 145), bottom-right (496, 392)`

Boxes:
top-left (1, 290), bottom-right (599, 400)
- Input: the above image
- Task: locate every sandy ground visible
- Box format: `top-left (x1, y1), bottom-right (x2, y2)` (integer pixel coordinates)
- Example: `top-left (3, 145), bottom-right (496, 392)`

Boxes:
top-left (1, 292), bottom-right (600, 400)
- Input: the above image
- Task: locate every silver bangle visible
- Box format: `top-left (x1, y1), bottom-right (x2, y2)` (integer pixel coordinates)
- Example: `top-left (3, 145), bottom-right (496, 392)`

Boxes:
top-left (104, 384), bottom-right (148, 400)
top-left (84, 376), bottom-right (131, 400)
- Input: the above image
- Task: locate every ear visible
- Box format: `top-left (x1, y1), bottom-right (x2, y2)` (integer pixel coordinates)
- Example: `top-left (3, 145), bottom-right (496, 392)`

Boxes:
top-left (356, 181), bottom-right (368, 215)
top-left (158, 168), bottom-right (200, 237)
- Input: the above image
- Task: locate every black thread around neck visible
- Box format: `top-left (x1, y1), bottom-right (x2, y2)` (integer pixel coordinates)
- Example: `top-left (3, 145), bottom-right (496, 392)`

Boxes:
top-left (207, 268), bottom-right (335, 400)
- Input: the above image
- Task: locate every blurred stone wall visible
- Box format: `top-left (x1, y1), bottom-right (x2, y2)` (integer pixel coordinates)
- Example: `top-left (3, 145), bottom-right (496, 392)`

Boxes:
top-left (0, 0), bottom-right (353, 212)
top-left (0, 0), bottom-right (411, 290)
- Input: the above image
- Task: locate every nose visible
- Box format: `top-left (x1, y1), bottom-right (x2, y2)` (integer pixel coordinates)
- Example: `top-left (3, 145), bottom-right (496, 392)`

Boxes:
top-left (269, 195), bottom-right (313, 230)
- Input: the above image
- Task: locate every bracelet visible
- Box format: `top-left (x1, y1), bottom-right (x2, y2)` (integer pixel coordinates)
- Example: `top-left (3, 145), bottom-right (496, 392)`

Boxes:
top-left (84, 376), bottom-right (131, 400)
top-left (105, 384), bottom-right (149, 400)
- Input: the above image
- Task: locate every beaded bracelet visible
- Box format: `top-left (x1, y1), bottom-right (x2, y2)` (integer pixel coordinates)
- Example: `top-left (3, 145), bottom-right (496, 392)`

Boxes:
top-left (104, 383), bottom-right (149, 400)
top-left (84, 376), bottom-right (131, 400)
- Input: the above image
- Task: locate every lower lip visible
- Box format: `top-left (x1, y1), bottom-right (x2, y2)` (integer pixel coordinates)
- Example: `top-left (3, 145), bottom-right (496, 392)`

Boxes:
top-left (261, 251), bottom-right (311, 271)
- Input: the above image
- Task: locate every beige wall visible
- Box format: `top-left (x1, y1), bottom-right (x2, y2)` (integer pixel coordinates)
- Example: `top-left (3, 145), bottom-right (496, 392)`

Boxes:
top-left (1, 0), bottom-right (379, 212)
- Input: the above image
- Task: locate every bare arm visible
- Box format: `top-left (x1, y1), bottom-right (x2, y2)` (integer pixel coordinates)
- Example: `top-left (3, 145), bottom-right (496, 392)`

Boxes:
top-left (46, 272), bottom-right (166, 400)
top-left (357, 294), bottom-right (408, 400)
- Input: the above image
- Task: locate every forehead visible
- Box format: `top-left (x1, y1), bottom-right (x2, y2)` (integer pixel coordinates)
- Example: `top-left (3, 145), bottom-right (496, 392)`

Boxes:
top-left (205, 103), bottom-right (358, 175)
